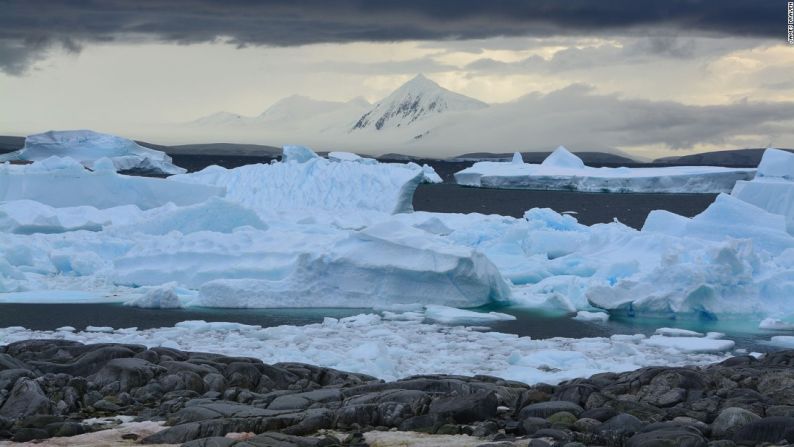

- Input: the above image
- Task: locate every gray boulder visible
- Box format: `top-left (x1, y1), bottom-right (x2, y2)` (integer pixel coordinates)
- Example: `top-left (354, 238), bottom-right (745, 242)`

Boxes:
top-left (428, 390), bottom-right (498, 423)
top-left (0, 378), bottom-right (51, 418)
top-left (711, 407), bottom-right (761, 439)
top-left (90, 357), bottom-right (167, 392)
top-left (519, 401), bottom-right (584, 419)
top-left (732, 416), bottom-right (794, 445)
top-left (627, 427), bottom-right (708, 447)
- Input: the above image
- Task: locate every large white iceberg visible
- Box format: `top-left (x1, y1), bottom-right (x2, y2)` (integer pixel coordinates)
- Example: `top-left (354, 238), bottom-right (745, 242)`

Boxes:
top-left (0, 130), bottom-right (186, 175)
top-left (170, 146), bottom-right (427, 214)
top-left (114, 221), bottom-right (509, 308)
top-left (454, 146), bottom-right (755, 193)
top-left (732, 148), bottom-right (794, 234)
top-left (0, 156), bottom-right (223, 209)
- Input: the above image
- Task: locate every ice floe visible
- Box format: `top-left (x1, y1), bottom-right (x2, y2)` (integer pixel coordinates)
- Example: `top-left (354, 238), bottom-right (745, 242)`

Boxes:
top-left (732, 148), bottom-right (794, 234)
top-left (0, 315), bottom-right (738, 384)
top-left (0, 130), bottom-right (185, 175)
top-left (454, 146), bottom-right (755, 193)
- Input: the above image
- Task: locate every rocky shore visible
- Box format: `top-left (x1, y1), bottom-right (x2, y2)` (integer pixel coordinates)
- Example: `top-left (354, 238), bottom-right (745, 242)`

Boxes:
top-left (1, 340), bottom-right (794, 446)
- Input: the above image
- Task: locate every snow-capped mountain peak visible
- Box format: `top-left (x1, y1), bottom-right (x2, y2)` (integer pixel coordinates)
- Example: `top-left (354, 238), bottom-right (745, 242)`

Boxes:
top-left (351, 74), bottom-right (488, 132)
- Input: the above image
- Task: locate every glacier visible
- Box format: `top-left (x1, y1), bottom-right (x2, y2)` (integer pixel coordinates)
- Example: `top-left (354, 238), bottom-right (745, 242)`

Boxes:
top-left (454, 146), bottom-right (756, 193)
top-left (0, 130), bottom-right (186, 175)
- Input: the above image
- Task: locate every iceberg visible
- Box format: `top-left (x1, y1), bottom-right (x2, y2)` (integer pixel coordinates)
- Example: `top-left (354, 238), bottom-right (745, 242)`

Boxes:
top-left (328, 151), bottom-right (377, 164)
top-left (282, 144), bottom-right (320, 163)
top-left (0, 130), bottom-right (186, 175)
top-left (732, 148), bottom-right (794, 234)
top-left (171, 222), bottom-right (510, 308)
top-left (454, 146), bottom-right (755, 193)
top-left (0, 157), bottom-right (223, 209)
top-left (124, 283), bottom-right (182, 309)
top-left (170, 146), bottom-right (427, 214)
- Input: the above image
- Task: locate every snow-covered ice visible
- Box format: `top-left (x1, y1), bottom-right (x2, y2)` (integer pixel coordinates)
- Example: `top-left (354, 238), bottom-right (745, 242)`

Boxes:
top-left (0, 315), bottom-right (737, 385)
top-left (2, 146), bottom-right (794, 324)
top-left (655, 327), bottom-right (704, 337)
top-left (732, 148), bottom-right (794, 234)
top-left (454, 146), bottom-right (755, 193)
top-left (423, 304), bottom-right (515, 324)
top-left (573, 311), bottom-right (609, 322)
top-left (170, 147), bottom-right (427, 214)
top-left (759, 318), bottom-right (794, 330)
top-left (0, 156), bottom-right (223, 209)
top-left (0, 130), bottom-right (185, 175)
top-left (123, 283), bottom-right (182, 309)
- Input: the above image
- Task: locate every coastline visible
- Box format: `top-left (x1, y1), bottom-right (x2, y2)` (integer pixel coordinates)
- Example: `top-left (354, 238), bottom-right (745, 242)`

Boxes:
top-left (1, 341), bottom-right (793, 446)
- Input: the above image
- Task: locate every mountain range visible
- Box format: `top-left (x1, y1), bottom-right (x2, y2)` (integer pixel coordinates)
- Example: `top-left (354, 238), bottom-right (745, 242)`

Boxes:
top-left (187, 74), bottom-right (622, 158)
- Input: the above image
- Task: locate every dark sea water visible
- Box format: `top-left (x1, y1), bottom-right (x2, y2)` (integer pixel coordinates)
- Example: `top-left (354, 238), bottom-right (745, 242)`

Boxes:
top-left (413, 183), bottom-right (717, 228)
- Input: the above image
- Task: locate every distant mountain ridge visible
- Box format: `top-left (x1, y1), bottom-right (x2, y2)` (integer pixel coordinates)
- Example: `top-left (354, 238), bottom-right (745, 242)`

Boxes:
top-left (655, 148), bottom-right (794, 167)
top-left (452, 151), bottom-right (637, 164)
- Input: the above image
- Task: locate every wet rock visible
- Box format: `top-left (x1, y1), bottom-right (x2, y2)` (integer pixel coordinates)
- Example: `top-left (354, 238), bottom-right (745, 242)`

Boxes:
top-left (92, 399), bottom-right (121, 412)
top-left (91, 357), bottom-right (167, 392)
top-left (598, 413), bottom-right (643, 438)
top-left (521, 416), bottom-right (550, 435)
top-left (627, 426), bottom-right (708, 447)
top-left (572, 417), bottom-right (601, 433)
top-left (0, 369), bottom-right (35, 391)
top-left (519, 401), bottom-right (583, 419)
top-left (11, 427), bottom-right (49, 442)
top-left (578, 407), bottom-right (618, 422)
top-left (711, 407), bottom-right (761, 439)
top-left (182, 437), bottom-right (238, 447)
top-left (268, 388), bottom-right (341, 411)
top-left (0, 378), bottom-right (51, 418)
top-left (428, 390), bottom-right (498, 423)
top-left (731, 416), bottom-right (794, 445)
top-left (0, 354), bottom-right (29, 372)
top-left (546, 411), bottom-right (577, 428)
top-left (552, 381), bottom-right (598, 406)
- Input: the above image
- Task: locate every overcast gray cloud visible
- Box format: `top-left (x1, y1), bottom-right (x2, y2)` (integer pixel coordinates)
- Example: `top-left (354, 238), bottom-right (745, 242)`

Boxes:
top-left (464, 36), bottom-right (764, 74)
top-left (0, 0), bottom-right (781, 75)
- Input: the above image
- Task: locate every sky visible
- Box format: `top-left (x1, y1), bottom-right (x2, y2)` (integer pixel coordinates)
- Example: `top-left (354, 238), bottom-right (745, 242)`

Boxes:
top-left (1, 0), bottom-right (792, 158)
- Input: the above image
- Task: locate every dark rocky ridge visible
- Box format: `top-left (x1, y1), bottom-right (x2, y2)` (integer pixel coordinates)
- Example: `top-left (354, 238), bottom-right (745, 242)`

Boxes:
top-left (1, 341), bottom-right (794, 446)
top-left (655, 148), bottom-right (794, 168)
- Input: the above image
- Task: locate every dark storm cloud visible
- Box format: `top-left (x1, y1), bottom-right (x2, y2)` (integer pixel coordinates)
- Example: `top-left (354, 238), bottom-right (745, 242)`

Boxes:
top-left (0, 0), bottom-right (780, 75)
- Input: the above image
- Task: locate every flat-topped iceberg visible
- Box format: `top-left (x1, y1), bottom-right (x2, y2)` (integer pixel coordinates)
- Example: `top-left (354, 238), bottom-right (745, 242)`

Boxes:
top-left (0, 130), bottom-right (186, 175)
top-left (732, 148), bottom-right (794, 234)
top-left (0, 156), bottom-right (223, 209)
top-left (454, 146), bottom-right (755, 193)
top-left (171, 145), bottom-right (428, 214)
